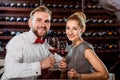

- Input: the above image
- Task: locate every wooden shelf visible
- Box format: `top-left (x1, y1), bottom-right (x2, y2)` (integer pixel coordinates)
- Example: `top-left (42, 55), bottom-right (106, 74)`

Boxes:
top-left (84, 36), bottom-right (120, 40)
top-left (51, 9), bottom-right (81, 13)
top-left (0, 36), bottom-right (119, 40)
top-left (0, 36), bottom-right (13, 40)
top-left (84, 10), bottom-right (109, 14)
top-left (50, 9), bottom-right (109, 14)
top-left (96, 49), bottom-right (119, 53)
top-left (0, 7), bottom-right (33, 12)
top-left (0, 21), bottom-right (28, 26)
top-left (51, 23), bottom-right (120, 27)
top-left (51, 23), bottom-right (65, 26)
top-left (88, 23), bottom-right (120, 27)
top-left (0, 22), bottom-right (120, 27)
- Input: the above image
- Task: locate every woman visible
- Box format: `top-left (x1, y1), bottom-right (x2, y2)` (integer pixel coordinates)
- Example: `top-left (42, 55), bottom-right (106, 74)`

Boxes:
top-left (59, 12), bottom-right (109, 80)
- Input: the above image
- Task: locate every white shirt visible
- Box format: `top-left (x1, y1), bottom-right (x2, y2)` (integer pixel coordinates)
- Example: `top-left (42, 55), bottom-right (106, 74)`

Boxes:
top-left (1, 30), bottom-right (62, 80)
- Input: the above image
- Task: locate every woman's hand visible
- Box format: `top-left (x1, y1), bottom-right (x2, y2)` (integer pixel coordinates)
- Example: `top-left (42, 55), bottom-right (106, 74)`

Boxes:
top-left (59, 58), bottom-right (67, 71)
top-left (67, 69), bottom-right (79, 79)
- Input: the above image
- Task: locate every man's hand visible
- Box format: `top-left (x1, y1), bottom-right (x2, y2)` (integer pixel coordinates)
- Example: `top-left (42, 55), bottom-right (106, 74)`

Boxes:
top-left (40, 55), bottom-right (56, 69)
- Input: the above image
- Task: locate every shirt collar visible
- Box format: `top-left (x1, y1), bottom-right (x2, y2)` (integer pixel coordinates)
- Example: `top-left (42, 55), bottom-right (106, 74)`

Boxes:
top-left (28, 29), bottom-right (37, 44)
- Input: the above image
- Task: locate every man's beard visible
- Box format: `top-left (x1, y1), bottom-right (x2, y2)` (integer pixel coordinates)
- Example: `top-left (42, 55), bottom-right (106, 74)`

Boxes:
top-left (33, 29), bottom-right (47, 38)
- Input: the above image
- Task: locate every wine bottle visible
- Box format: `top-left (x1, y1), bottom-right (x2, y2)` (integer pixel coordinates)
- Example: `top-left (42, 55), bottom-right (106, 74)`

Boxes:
top-left (85, 5), bottom-right (92, 9)
top-left (98, 32), bottom-right (103, 37)
top-left (113, 44), bottom-right (119, 49)
top-left (0, 16), bottom-right (4, 21)
top-left (108, 19), bottom-right (114, 24)
top-left (16, 31), bottom-right (21, 35)
top-left (57, 31), bottom-right (61, 37)
top-left (47, 30), bottom-right (54, 37)
top-left (46, 4), bottom-right (52, 8)
top-left (0, 31), bottom-right (4, 36)
top-left (29, 4), bottom-right (34, 8)
top-left (91, 32), bottom-right (98, 37)
top-left (4, 30), bottom-right (11, 36)
top-left (62, 32), bottom-right (66, 37)
top-left (58, 19), bottom-right (64, 23)
top-left (11, 31), bottom-right (16, 36)
top-left (101, 31), bottom-right (107, 37)
top-left (10, 3), bottom-right (16, 7)
top-left (86, 18), bottom-right (91, 24)
top-left (0, 2), bottom-right (4, 7)
top-left (97, 19), bottom-right (103, 24)
top-left (17, 3), bottom-right (22, 7)
top-left (9, 16), bottom-right (16, 22)
top-left (107, 31), bottom-right (113, 36)
top-left (69, 5), bottom-right (74, 9)
top-left (23, 17), bottom-right (28, 22)
top-left (97, 5), bottom-right (102, 9)
top-left (52, 18), bottom-right (58, 23)
top-left (16, 17), bottom-right (22, 22)
top-left (75, 5), bottom-right (80, 10)
top-left (63, 18), bottom-right (67, 23)
top-left (52, 4), bottom-right (57, 8)
top-left (103, 19), bottom-right (108, 24)
top-left (92, 5), bottom-right (97, 9)
top-left (83, 32), bottom-right (91, 37)
top-left (23, 3), bottom-right (28, 8)
top-left (63, 5), bottom-right (68, 9)
top-left (96, 44), bottom-right (103, 50)
top-left (5, 16), bottom-right (10, 21)
top-left (4, 3), bottom-right (10, 7)
top-left (58, 4), bottom-right (63, 9)
top-left (34, 3), bottom-right (39, 7)
top-left (113, 31), bottom-right (118, 36)
top-left (92, 19), bottom-right (98, 24)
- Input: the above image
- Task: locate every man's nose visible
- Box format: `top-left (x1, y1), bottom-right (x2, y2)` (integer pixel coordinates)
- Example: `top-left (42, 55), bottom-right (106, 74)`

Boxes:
top-left (41, 21), bottom-right (46, 27)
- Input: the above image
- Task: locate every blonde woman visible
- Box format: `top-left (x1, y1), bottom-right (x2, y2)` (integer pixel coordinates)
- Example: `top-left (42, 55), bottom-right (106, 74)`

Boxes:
top-left (59, 12), bottom-right (109, 80)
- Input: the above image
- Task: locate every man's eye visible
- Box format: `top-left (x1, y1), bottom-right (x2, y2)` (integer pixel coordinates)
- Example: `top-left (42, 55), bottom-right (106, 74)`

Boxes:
top-left (37, 19), bottom-right (41, 21)
top-left (45, 20), bottom-right (50, 23)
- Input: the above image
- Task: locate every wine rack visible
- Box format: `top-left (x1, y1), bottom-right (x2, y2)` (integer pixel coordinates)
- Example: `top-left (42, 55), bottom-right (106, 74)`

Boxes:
top-left (0, 0), bottom-right (40, 59)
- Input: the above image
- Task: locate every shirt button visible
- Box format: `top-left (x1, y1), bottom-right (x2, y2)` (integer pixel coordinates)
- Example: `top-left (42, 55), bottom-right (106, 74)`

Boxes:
top-left (36, 72), bottom-right (38, 74)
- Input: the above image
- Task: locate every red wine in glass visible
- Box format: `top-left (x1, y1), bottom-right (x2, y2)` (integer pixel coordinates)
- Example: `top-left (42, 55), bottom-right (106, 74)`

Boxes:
top-left (49, 48), bottom-right (58, 54)
top-left (59, 50), bottom-right (68, 57)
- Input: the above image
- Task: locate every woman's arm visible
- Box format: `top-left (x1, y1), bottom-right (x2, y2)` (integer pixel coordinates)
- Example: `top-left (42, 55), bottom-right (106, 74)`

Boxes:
top-left (79, 49), bottom-right (109, 80)
top-left (67, 49), bottom-right (109, 80)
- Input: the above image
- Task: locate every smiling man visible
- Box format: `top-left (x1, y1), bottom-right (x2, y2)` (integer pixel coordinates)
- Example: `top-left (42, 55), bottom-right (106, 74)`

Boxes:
top-left (1, 6), bottom-right (63, 80)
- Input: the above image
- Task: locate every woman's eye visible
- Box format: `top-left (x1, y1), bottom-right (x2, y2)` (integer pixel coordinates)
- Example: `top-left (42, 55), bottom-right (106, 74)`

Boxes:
top-left (72, 26), bottom-right (78, 30)
top-left (66, 27), bottom-right (69, 30)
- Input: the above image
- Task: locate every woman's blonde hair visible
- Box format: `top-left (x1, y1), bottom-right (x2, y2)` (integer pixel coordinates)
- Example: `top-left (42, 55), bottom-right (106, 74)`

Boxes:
top-left (67, 12), bottom-right (86, 29)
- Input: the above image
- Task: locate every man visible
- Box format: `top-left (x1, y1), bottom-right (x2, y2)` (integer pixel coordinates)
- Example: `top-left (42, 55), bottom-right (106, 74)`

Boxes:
top-left (1, 6), bottom-right (63, 80)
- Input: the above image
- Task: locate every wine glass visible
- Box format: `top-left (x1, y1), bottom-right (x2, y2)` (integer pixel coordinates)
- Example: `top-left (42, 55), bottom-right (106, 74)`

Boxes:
top-left (58, 40), bottom-right (69, 73)
top-left (47, 37), bottom-right (59, 54)
top-left (59, 40), bottom-right (68, 57)
top-left (47, 37), bottom-right (61, 71)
